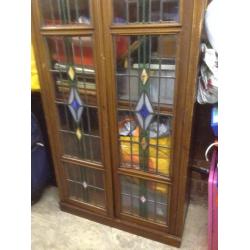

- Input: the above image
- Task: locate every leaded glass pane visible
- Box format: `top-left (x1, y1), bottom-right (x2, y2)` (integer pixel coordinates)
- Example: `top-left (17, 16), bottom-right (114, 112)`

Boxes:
top-left (115, 35), bottom-right (176, 176)
top-left (113, 0), bottom-right (179, 24)
top-left (46, 36), bottom-right (102, 163)
top-left (120, 175), bottom-right (169, 225)
top-left (64, 162), bottom-right (106, 208)
top-left (40, 0), bottom-right (91, 25)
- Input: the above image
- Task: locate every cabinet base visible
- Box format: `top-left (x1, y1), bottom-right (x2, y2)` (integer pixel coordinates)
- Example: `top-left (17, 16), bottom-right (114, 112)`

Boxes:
top-left (60, 201), bottom-right (181, 248)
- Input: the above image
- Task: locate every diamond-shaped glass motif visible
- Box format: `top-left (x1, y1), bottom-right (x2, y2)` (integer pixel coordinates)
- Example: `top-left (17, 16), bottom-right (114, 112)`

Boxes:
top-left (68, 66), bottom-right (75, 81)
top-left (82, 181), bottom-right (88, 189)
top-left (71, 99), bottom-right (80, 111)
top-left (68, 88), bottom-right (84, 123)
top-left (139, 104), bottom-right (150, 119)
top-left (135, 93), bottom-right (154, 130)
top-left (140, 196), bottom-right (146, 203)
top-left (75, 127), bottom-right (82, 140)
top-left (140, 69), bottom-right (149, 85)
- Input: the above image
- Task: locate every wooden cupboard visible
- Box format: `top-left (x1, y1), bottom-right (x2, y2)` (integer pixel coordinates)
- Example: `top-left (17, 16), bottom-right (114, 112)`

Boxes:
top-left (32, 0), bottom-right (207, 247)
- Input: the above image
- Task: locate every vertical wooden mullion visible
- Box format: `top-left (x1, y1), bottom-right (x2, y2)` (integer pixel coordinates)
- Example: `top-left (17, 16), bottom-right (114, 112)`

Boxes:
top-left (99, 0), bottom-right (122, 219)
top-left (91, 0), bottom-right (115, 218)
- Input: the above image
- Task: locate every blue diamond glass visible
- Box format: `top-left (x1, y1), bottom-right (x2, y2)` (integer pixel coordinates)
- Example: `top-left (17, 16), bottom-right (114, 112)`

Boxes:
top-left (68, 88), bottom-right (84, 123)
top-left (139, 104), bottom-right (150, 119)
top-left (71, 99), bottom-right (80, 111)
top-left (135, 93), bottom-right (154, 130)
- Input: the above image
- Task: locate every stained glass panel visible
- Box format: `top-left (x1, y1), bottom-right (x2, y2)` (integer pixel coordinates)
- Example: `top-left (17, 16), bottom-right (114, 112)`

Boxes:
top-left (64, 162), bottom-right (106, 208)
top-left (120, 175), bottom-right (168, 225)
top-left (115, 35), bottom-right (176, 176)
top-left (46, 36), bottom-right (102, 163)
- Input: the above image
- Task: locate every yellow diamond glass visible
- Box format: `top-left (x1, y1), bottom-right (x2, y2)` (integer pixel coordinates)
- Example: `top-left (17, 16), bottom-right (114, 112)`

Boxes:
top-left (68, 66), bottom-right (75, 81)
top-left (140, 69), bottom-right (149, 85)
top-left (76, 127), bottom-right (82, 140)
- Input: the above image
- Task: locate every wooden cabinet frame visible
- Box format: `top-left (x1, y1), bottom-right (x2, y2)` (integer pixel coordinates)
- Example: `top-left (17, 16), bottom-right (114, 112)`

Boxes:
top-left (32, 0), bottom-right (207, 247)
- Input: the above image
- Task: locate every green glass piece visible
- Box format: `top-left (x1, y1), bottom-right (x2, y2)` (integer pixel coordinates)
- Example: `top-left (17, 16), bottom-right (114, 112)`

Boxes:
top-left (141, 137), bottom-right (148, 150)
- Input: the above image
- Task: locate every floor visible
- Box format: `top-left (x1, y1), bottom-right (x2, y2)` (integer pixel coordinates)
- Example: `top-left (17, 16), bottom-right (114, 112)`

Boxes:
top-left (32, 186), bottom-right (208, 250)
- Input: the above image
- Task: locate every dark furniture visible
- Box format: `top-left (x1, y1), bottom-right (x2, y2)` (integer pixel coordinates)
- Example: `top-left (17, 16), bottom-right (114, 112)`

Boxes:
top-left (32, 0), bottom-right (207, 247)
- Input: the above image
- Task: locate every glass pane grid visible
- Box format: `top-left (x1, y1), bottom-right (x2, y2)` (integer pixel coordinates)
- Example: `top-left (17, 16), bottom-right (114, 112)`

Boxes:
top-left (40, 0), bottom-right (90, 25)
top-left (115, 34), bottom-right (176, 177)
top-left (46, 35), bottom-right (102, 163)
top-left (64, 163), bottom-right (105, 208)
top-left (67, 179), bottom-right (104, 192)
top-left (113, 0), bottom-right (179, 24)
top-left (121, 192), bottom-right (167, 206)
top-left (56, 101), bottom-right (97, 109)
top-left (60, 129), bottom-right (100, 138)
top-left (120, 176), bottom-right (168, 225)
top-left (119, 139), bottom-right (171, 149)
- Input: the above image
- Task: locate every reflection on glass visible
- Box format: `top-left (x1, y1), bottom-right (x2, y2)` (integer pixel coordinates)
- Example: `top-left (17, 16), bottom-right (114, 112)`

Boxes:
top-left (113, 0), bottom-right (179, 24)
top-left (47, 36), bottom-right (96, 102)
top-left (64, 163), bottom-right (105, 208)
top-left (120, 175), bottom-right (168, 224)
top-left (40, 0), bottom-right (90, 25)
top-left (119, 111), bottom-right (172, 175)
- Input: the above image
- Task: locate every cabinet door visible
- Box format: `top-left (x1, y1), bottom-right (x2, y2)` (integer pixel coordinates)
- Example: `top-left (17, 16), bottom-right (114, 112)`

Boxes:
top-left (100, 0), bottom-right (194, 232)
top-left (32, 0), bottom-right (113, 215)
top-left (112, 33), bottom-right (176, 230)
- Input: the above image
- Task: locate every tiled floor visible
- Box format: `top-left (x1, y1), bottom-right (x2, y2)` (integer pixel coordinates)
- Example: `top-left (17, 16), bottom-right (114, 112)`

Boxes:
top-left (31, 186), bottom-right (208, 250)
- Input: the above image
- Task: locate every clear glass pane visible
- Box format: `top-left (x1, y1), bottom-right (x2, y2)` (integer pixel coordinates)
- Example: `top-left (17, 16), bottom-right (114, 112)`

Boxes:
top-left (47, 36), bottom-right (96, 104)
top-left (121, 194), bottom-right (132, 214)
top-left (46, 36), bottom-right (94, 70)
top-left (114, 35), bottom-right (176, 106)
top-left (40, 0), bottom-right (91, 25)
top-left (64, 163), bottom-right (105, 208)
top-left (120, 175), bottom-right (168, 225)
top-left (61, 131), bottom-right (102, 162)
top-left (113, 0), bottom-right (179, 24)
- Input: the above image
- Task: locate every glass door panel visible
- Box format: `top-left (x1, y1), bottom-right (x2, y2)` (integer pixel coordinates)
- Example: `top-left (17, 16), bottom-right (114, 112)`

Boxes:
top-left (114, 34), bottom-right (176, 176)
top-left (120, 175), bottom-right (169, 225)
top-left (40, 0), bottom-right (91, 25)
top-left (113, 0), bottom-right (179, 24)
top-left (46, 36), bottom-right (102, 163)
top-left (64, 162), bottom-right (106, 208)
